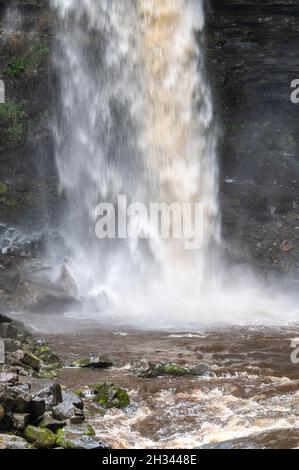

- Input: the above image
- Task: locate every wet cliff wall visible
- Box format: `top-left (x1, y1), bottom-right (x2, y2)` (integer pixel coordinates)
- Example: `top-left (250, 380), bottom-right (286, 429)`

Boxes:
top-left (207, 0), bottom-right (299, 274)
top-left (1, 0), bottom-right (299, 274)
top-left (0, 0), bottom-right (56, 237)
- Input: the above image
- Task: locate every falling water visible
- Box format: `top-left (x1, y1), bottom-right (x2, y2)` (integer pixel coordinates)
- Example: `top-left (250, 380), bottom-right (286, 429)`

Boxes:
top-left (51, 0), bottom-right (299, 326)
top-left (51, 0), bottom-right (219, 314)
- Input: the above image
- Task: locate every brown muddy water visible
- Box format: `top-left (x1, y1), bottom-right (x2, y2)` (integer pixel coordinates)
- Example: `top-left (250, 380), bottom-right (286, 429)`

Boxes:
top-left (14, 314), bottom-right (298, 450)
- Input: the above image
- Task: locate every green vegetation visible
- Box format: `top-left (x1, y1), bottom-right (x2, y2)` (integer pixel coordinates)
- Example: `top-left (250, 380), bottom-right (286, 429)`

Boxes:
top-left (35, 346), bottom-right (62, 369)
top-left (3, 42), bottom-right (49, 78)
top-left (74, 388), bottom-right (85, 398)
top-left (55, 429), bottom-right (74, 449)
top-left (24, 425), bottom-right (56, 449)
top-left (156, 363), bottom-right (191, 376)
top-left (92, 383), bottom-right (130, 409)
top-left (4, 57), bottom-right (27, 77)
top-left (0, 100), bottom-right (27, 143)
top-left (72, 358), bottom-right (92, 367)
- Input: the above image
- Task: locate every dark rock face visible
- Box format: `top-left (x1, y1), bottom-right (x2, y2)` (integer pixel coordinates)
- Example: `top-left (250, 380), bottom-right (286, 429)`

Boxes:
top-left (0, 0), bottom-right (58, 232)
top-left (206, 0), bottom-right (299, 275)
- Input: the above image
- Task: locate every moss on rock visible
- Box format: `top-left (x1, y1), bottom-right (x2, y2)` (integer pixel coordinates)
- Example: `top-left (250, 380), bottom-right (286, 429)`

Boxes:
top-left (72, 358), bottom-right (92, 368)
top-left (74, 388), bottom-right (85, 398)
top-left (55, 429), bottom-right (76, 449)
top-left (92, 383), bottom-right (130, 409)
top-left (24, 425), bottom-right (56, 449)
top-left (156, 363), bottom-right (191, 376)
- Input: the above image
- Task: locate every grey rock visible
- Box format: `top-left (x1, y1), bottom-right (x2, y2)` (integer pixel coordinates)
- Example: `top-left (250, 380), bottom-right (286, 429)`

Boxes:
top-left (38, 412), bottom-right (66, 432)
top-left (33, 381), bottom-right (62, 411)
top-left (0, 372), bottom-right (18, 384)
top-left (62, 389), bottom-right (83, 410)
top-left (12, 350), bottom-right (41, 371)
top-left (129, 360), bottom-right (158, 378)
top-left (12, 412), bottom-right (30, 430)
top-left (72, 355), bottom-right (115, 369)
top-left (29, 397), bottom-right (46, 422)
top-left (52, 400), bottom-right (76, 421)
top-left (56, 428), bottom-right (110, 450)
top-left (0, 413), bottom-right (12, 432)
top-left (0, 434), bottom-right (32, 449)
top-left (0, 384), bottom-right (32, 413)
top-left (3, 338), bottom-right (22, 352)
top-left (0, 313), bottom-right (12, 324)
top-left (69, 409), bottom-right (85, 424)
top-left (67, 435), bottom-right (109, 449)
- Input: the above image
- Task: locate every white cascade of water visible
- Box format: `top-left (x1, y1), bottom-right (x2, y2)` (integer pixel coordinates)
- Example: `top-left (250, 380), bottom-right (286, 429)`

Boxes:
top-left (50, 0), bottom-right (299, 327)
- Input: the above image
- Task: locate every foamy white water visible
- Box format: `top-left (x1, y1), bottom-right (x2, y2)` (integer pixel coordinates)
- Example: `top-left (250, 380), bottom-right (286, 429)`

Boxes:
top-left (50, 0), bottom-right (299, 326)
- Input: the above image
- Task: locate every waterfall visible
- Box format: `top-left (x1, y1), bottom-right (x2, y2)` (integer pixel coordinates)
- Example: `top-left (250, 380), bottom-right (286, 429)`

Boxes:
top-left (51, 0), bottom-right (221, 319)
top-left (48, 0), bottom-right (299, 327)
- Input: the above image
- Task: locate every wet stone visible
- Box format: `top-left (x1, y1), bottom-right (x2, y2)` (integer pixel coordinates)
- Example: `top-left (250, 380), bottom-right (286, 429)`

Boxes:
top-left (12, 412), bottom-right (30, 431)
top-left (0, 434), bottom-right (32, 449)
top-left (38, 412), bottom-right (66, 432)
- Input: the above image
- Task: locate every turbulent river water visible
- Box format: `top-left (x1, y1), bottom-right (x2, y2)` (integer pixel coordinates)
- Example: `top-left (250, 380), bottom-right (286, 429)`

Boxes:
top-left (38, 325), bottom-right (299, 449)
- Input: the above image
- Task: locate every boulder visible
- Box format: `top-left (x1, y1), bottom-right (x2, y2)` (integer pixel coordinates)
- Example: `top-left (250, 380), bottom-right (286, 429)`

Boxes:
top-left (0, 434), bottom-right (32, 449)
top-left (29, 398), bottom-right (46, 422)
top-left (62, 389), bottom-right (83, 410)
top-left (35, 347), bottom-right (61, 369)
top-left (129, 360), bottom-right (160, 378)
top-left (24, 424), bottom-right (56, 449)
top-left (52, 400), bottom-right (76, 421)
top-left (33, 381), bottom-right (62, 411)
top-left (92, 383), bottom-right (130, 409)
top-left (0, 414), bottom-right (12, 432)
top-left (129, 360), bottom-right (210, 378)
top-left (38, 412), bottom-right (66, 432)
top-left (12, 350), bottom-right (41, 371)
top-left (0, 384), bottom-right (32, 413)
top-left (0, 372), bottom-right (18, 384)
top-left (3, 338), bottom-right (21, 352)
top-left (72, 355), bottom-right (115, 369)
top-left (12, 412), bottom-right (30, 431)
top-left (51, 388), bottom-right (84, 420)
top-left (55, 428), bottom-right (110, 450)
top-left (69, 409), bottom-right (85, 424)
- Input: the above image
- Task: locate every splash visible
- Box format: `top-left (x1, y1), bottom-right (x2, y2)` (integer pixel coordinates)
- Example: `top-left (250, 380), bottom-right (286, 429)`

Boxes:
top-left (50, 0), bottom-right (299, 327)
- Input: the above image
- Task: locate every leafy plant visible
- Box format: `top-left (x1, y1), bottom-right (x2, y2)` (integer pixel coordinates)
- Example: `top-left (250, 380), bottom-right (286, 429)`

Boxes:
top-left (4, 57), bottom-right (28, 77)
top-left (3, 43), bottom-right (49, 78)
